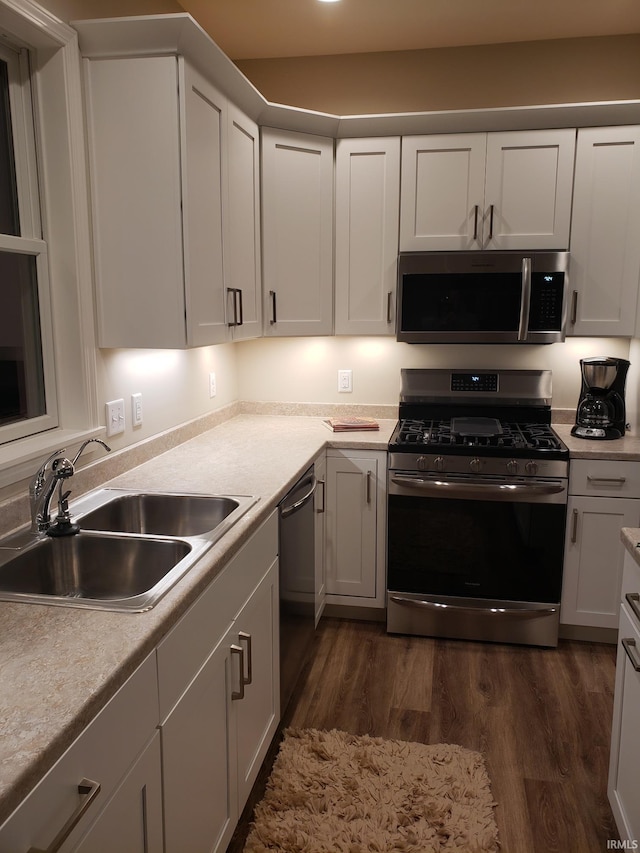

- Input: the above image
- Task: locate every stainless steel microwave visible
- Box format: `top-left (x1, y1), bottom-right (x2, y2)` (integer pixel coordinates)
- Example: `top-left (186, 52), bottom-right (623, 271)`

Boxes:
top-left (396, 250), bottom-right (569, 344)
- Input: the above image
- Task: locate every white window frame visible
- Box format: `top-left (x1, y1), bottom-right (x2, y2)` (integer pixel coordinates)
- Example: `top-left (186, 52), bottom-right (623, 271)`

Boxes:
top-left (0, 0), bottom-right (102, 488)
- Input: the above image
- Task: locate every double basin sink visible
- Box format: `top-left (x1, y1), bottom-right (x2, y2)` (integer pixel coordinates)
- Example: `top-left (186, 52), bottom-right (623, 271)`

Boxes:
top-left (0, 490), bottom-right (257, 612)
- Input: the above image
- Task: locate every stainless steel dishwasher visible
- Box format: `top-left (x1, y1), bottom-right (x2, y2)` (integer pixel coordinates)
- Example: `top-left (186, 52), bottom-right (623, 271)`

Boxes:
top-left (278, 465), bottom-right (317, 713)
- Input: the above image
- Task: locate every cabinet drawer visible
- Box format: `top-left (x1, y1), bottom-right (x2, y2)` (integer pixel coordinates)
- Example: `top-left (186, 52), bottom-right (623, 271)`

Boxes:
top-left (157, 511), bottom-right (278, 720)
top-left (569, 459), bottom-right (640, 498)
top-left (0, 653), bottom-right (159, 853)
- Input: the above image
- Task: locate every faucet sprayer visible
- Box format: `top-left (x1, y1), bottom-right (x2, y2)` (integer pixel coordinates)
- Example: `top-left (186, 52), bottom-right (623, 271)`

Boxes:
top-left (29, 438), bottom-right (111, 536)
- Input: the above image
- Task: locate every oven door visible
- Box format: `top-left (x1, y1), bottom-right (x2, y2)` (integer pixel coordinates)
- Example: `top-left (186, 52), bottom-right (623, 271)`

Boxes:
top-left (386, 471), bottom-right (568, 646)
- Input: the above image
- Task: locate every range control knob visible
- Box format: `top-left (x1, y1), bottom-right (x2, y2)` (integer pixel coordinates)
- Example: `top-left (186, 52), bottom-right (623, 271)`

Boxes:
top-left (506, 459), bottom-right (519, 475)
top-left (469, 457), bottom-right (482, 474)
top-left (433, 456), bottom-right (446, 473)
top-left (525, 460), bottom-right (539, 476)
top-left (417, 455), bottom-right (429, 471)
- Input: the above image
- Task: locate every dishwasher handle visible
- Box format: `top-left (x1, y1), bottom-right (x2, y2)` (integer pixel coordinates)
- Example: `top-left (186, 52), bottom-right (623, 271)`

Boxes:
top-left (280, 474), bottom-right (318, 518)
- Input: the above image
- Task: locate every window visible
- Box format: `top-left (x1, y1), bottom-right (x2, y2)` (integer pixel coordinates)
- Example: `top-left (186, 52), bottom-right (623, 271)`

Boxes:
top-left (0, 40), bottom-right (57, 443)
top-left (0, 0), bottom-right (100, 488)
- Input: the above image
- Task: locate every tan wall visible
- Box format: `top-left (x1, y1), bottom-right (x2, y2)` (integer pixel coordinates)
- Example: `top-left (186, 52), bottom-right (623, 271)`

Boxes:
top-left (236, 35), bottom-right (640, 115)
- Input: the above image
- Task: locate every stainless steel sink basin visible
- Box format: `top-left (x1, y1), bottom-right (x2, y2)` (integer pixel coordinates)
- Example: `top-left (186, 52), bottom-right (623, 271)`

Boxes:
top-left (0, 533), bottom-right (194, 610)
top-left (79, 493), bottom-right (241, 537)
top-left (0, 489), bottom-right (258, 612)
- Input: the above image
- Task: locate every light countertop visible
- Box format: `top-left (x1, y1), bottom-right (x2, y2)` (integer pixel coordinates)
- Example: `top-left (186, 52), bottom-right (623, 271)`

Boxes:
top-left (1, 412), bottom-right (639, 824)
top-left (0, 415), bottom-right (394, 824)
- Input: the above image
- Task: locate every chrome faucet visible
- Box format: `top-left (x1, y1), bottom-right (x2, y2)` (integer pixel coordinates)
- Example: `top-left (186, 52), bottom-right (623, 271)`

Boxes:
top-left (29, 439), bottom-right (111, 535)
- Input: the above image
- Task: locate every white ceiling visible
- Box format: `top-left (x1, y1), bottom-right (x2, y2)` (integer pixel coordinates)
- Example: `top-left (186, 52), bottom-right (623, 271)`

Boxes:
top-left (179, 0), bottom-right (640, 60)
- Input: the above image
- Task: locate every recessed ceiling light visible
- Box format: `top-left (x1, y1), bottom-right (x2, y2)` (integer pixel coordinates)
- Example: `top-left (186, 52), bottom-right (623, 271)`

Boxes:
top-left (318, 0), bottom-right (342, 3)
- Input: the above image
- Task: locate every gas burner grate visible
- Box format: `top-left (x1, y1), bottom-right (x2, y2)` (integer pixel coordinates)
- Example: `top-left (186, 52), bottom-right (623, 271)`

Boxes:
top-left (395, 419), bottom-right (563, 453)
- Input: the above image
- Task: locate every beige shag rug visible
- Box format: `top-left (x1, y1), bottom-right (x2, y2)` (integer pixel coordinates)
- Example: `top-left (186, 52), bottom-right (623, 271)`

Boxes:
top-left (244, 728), bottom-right (499, 852)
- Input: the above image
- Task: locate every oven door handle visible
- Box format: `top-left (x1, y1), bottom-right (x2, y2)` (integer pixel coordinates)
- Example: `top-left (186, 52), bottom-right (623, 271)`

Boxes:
top-left (389, 595), bottom-right (559, 618)
top-left (390, 475), bottom-right (566, 498)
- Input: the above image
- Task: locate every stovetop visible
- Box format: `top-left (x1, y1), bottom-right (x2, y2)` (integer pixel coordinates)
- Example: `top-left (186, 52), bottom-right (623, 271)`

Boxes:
top-left (391, 367), bottom-right (569, 461)
top-left (390, 417), bottom-right (568, 460)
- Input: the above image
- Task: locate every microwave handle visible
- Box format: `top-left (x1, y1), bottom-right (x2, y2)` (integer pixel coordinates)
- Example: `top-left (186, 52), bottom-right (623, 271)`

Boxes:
top-left (518, 257), bottom-right (532, 341)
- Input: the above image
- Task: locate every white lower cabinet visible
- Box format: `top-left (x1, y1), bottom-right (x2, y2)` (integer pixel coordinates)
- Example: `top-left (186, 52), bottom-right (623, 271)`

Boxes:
top-left (0, 654), bottom-right (161, 853)
top-left (157, 511), bottom-right (279, 853)
top-left (609, 548), bottom-right (640, 843)
top-left (561, 460), bottom-right (640, 632)
top-left (325, 450), bottom-right (387, 608)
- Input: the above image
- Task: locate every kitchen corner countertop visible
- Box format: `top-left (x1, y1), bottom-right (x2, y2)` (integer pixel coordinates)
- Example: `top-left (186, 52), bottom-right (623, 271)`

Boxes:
top-left (0, 415), bottom-right (395, 824)
top-left (2, 412), bottom-right (640, 823)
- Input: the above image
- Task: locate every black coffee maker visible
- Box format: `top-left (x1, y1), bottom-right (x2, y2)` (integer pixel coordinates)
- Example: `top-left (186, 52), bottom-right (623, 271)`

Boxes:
top-left (572, 356), bottom-right (630, 440)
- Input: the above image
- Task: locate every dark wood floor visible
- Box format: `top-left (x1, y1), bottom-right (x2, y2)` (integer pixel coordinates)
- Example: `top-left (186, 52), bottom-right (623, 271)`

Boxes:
top-left (229, 617), bottom-right (619, 853)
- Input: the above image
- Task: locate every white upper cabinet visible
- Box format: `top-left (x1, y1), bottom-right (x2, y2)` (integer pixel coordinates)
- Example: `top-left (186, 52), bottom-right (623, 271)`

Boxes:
top-left (400, 129), bottom-right (575, 251)
top-left (400, 133), bottom-right (487, 251)
top-left (335, 137), bottom-right (400, 335)
top-left (261, 128), bottom-right (334, 337)
top-left (226, 104), bottom-right (262, 340)
top-left (568, 126), bottom-right (640, 337)
top-left (84, 54), bottom-right (261, 348)
top-left (181, 62), bottom-right (228, 347)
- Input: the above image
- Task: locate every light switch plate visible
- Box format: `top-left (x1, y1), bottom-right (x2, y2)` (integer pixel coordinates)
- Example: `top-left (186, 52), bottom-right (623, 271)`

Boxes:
top-left (338, 369), bottom-right (353, 393)
top-left (105, 399), bottom-right (125, 436)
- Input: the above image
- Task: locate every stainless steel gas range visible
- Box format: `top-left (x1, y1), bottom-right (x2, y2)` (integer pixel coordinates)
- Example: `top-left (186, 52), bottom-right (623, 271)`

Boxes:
top-left (386, 368), bottom-right (569, 647)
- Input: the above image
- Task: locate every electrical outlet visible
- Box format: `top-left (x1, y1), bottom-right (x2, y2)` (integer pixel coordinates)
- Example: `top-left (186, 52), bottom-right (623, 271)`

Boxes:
top-left (209, 372), bottom-right (217, 398)
top-left (338, 369), bottom-right (353, 393)
top-left (105, 399), bottom-right (125, 436)
top-left (131, 392), bottom-right (143, 427)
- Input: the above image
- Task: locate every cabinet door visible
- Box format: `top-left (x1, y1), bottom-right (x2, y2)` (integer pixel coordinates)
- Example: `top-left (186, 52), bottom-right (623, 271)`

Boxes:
top-left (85, 55), bottom-right (186, 347)
top-left (483, 129), bottom-right (575, 250)
top-left (561, 495), bottom-right (640, 629)
top-left (608, 602), bottom-right (640, 844)
top-left (73, 734), bottom-right (163, 853)
top-left (181, 60), bottom-right (229, 347)
top-left (226, 104), bottom-right (262, 340)
top-left (261, 127), bottom-right (334, 336)
top-left (400, 133), bottom-right (486, 251)
top-left (568, 125), bottom-right (640, 337)
top-left (161, 631), bottom-right (238, 853)
top-left (325, 453), bottom-right (380, 599)
top-left (314, 453), bottom-right (327, 625)
top-left (335, 137), bottom-right (400, 334)
top-left (233, 560), bottom-right (279, 809)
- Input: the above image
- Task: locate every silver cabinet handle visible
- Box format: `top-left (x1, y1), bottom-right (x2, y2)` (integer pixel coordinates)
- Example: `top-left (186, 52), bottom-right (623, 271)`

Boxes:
top-left (622, 637), bottom-right (640, 672)
top-left (366, 471), bottom-right (372, 504)
top-left (626, 592), bottom-right (640, 625)
top-left (238, 631), bottom-right (252, 686)
top-left (269, 290), bottom-right (277, 324)
top-left (488, 204), bottom-right (495, 240)
top-left (28, 779), bottom-right (101, 853)
top-left (227, 287), bottom-right (243, 327)
top-left (237, 288), bottom-right (244, 326)
top-left (571, 290), bottom-right (578, 325)
top-left (472, 204), bottom-right (479, 241)
top-left (230, 643), bottom-right (245, 700)
top-left (587, 476), bottom-right (627, 485)
top-left (386, 291), bottom-right (393, 324)
top-left (571, 508), bottom-right (579, 544)
top-left (316, 478), bottom-right (325, 513)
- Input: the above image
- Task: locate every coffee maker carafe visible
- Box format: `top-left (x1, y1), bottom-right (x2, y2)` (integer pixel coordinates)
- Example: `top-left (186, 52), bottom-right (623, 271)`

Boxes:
top-left (572, 356), bottom-right (630, 440)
